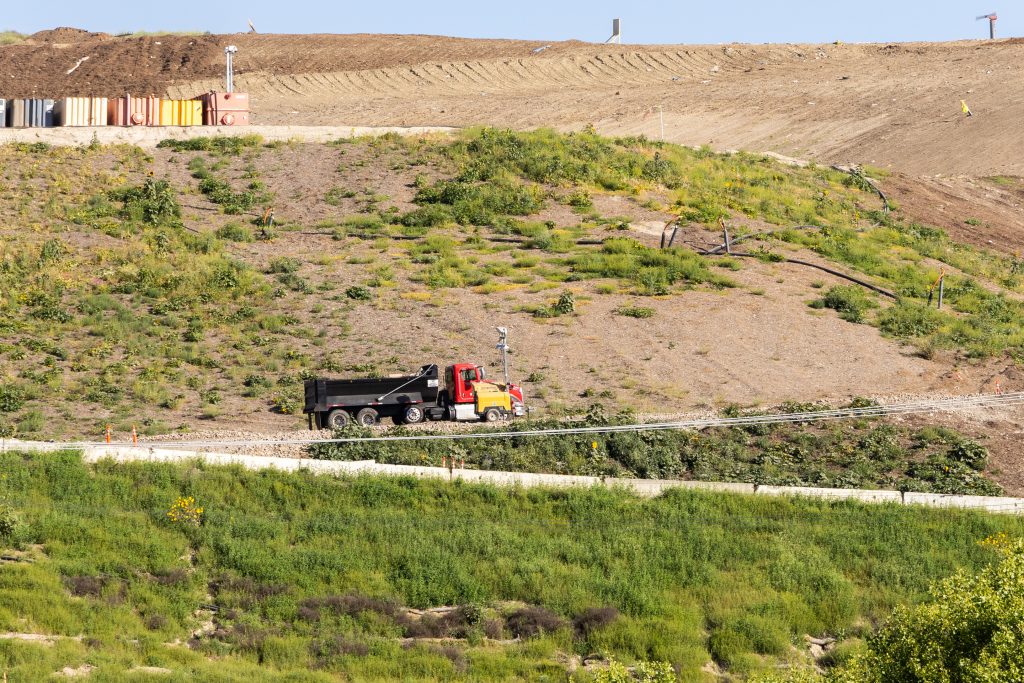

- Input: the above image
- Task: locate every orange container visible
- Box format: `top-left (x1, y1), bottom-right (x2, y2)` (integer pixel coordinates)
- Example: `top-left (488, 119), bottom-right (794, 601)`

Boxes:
top-left (108, 95), bottom-right (160, 126)
top-left (202, 92), bottom-right (250, 126)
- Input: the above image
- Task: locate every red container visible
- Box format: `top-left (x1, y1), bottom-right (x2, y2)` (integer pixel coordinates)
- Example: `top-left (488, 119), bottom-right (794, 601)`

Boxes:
top-left (108, 95), bottom-right (160, 126)
top-left (202, 92), bottom-right (250, 126)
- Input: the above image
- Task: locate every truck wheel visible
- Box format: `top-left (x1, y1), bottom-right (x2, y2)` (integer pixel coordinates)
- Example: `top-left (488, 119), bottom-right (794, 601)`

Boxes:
top-left (325, 409), bottom-right (350, 429)
top-left (403, 405), bottom-right (425, 424)
top-left (483, 407), bottom-right (501, 423)
top-left (356, 408), bottom-right (379, 426)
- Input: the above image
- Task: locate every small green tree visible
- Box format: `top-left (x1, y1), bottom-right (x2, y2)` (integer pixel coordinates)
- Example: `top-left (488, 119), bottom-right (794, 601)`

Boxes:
top-left (592, 658), bottom-right (675, 683)
top-left (834, 534), bottom-right (1024, 683)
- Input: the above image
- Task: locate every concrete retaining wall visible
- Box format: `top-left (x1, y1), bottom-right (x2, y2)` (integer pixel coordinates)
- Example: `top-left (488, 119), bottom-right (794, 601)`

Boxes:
top-left (3, 440), bottom-right (1022, 515)
top-left (0, 125), bottom-right (458, 149)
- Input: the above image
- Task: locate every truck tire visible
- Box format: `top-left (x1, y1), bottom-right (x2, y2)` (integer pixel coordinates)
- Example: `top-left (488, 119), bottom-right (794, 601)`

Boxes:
top-left (483, 407), bottom-right (501, 423)
top-left (403, 405), bottom-right (425, 424)
top-left (325, 409), bottom-right (350, 429)
top-left (356, 408), bottom-right (379, 426)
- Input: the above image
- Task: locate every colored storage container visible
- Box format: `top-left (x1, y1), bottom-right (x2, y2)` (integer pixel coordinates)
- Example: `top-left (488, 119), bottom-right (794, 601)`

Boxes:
top-left (54, 97), bottom-right (108, 126)
top-left (108, 95), bottom-right (160, 126)
top-left (7, 99), bottom-right (53, 127)
top-left (159, 99), bottom-right (203, 126)
top-left (0, 99), bottom-right (6, 128)
top-left (202, 92), bottom-right (250, 126)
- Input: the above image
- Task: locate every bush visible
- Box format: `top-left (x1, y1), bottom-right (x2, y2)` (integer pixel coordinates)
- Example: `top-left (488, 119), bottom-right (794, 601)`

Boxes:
top-left (877, 302), bottom-right (945, 338)
top-left (615, 306), bottom-right (655, 319)
top-left (505, 606), bottom-right (565, 638)
top-left (267, 257), bottom-right (300, 274)
top-left (832, 536), bottom-right (1024, 683)
top-left (216, 223), bottom-right (254, 242)
top-left (345, 286), bottom-right (372, 301)
top-left (813, 285), bottom-right (877, 323)
top-left (111, 178), bottom-right (181, 225)
top-left (572, 607), bottom-right (620, 638)
top-left (157, 135), bottom-right (263, 155)
top-left (948, 440), bottom-right (988, 470)
top-left (0, 505), bottom-right (18, 539)
top-left (0, 385), bottom-right (26, 413)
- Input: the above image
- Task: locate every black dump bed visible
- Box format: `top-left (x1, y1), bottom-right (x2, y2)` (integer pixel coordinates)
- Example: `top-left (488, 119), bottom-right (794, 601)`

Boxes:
top-left (303, 364), bottom-right (440, 414)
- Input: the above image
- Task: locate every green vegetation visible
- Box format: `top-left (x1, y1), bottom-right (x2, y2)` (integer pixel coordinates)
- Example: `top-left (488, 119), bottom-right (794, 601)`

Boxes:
top-left (0, 143), bottom-right (319, 438)
top-left (772, 219), bottom-right (1024, 358)
top-left (1, 451), bottom-right (1023, 680)
top-left (759, 534), bottom-right (1024, 682)
top-left (156, 135), bottom-right (264, 156)
top-left (3, 128), bottom-right (1023, 439)
top-left (0, 30), bottom-right (25, 46)
top-left (615, 306), bottom-right (656, 319)
top-left (310, 406), bottom-right (1001, 495)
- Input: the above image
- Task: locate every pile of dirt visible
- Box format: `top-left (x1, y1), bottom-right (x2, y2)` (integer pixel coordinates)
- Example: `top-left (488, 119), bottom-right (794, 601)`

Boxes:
top-left (4, 30), bottom-right (1024, 177)
top-left (28, 27), bottom-right (112, 43)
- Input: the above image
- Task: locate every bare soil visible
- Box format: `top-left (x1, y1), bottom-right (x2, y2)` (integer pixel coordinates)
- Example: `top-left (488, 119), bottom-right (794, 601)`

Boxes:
top-left (4, 32), bottom-right (1024, 179)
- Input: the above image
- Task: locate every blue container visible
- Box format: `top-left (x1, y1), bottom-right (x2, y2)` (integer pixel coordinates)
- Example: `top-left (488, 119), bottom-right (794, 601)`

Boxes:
top-left (25, 98), bottom-right (54, 127)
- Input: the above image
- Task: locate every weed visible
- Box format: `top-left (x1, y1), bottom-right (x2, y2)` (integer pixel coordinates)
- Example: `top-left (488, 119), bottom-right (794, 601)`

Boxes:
top-left (157, 135), bottom-right (263, 156)
top-left (811, 285), bottom-right (877, 324)
top-left (615, 306), bottom-right (656, 319)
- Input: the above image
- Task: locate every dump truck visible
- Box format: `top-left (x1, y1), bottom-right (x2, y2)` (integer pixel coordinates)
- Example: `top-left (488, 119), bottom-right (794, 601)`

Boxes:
top-left (303, 362), bottom-right (526, 429)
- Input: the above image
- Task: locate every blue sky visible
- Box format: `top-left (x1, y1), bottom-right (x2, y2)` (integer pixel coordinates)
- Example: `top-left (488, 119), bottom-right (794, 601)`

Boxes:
top-left (6, 1), bottom-right (1016, 43)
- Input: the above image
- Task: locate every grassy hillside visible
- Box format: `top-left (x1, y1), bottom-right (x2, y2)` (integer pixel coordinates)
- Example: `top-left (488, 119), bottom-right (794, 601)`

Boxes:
top-left (0, 131), bottom-right (1022, 441)
top-left (1, 451), bottom-right (1022, 681)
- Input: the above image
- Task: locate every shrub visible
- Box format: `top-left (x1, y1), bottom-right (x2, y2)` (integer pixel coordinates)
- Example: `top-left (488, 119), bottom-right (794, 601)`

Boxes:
top-left (345, 286), bottom-right (372, 301)
top-left (0, 385), bottom-right (26, 413)
top-left (216, 223), bottom-right (254, 242)
top-left (553, 291), bottom-right (576, 315)
top-left (64, 575), bottom-right (106, 597)
top-left (0, 505), bottom-right (18, 539)
top-left (573, 607), bottom-right (620, 638)
top-left (267, 257), bottom-right (300, 274)
top-left (157, 135), bottom-right (263, 155)
top-left (111, 178), bottom-right (181, 225)
top-left (505, 606), bottom-right (565, 638)
top-left (615, 306), bottom-right (655, 319)
top-left (166, 496), bottom-right (204, 527)
top-left (812, 285), bottom-right (877, 323)
top-left (877, 303), bottom-right (945, 338)
top-left (273, 393), bottom-right (300, 415)
top-left (832, 536), bottom-right (1024, 683)
top-left (948, 440), bottom-right (988, 470)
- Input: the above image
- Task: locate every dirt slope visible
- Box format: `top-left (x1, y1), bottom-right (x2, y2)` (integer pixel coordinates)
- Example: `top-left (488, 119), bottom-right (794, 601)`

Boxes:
top-left (4, 32), bottom-right (1024, 178)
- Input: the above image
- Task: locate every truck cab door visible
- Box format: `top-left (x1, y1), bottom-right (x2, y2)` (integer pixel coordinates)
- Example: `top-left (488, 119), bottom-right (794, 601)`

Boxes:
top-left (456, 367), bottom-right (479, 404)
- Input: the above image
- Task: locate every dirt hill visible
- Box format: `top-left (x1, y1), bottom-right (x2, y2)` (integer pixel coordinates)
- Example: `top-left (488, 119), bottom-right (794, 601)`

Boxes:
top-left (3, 32), bottom-right (1023, 178)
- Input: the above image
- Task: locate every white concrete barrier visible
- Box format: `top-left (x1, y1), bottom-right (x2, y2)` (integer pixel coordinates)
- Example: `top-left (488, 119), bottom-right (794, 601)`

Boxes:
top-left (903, 492), bottom-right (1024, 513)
top-left (0, 125), bottom-right (458, 149)
top-left (610, 478), bottom-right (756, 497)
top-left (454, 469), bottom-right (602, 489)
top-left (6, 441), bottom-right (1024, 515)
top-left (756, 486), bottom-right (903, 504)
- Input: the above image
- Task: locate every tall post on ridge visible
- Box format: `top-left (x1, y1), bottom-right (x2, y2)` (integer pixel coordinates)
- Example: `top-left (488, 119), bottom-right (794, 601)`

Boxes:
top-left (606, 19), bottom-right (622, 44)
top-left (496, 327), bottom-right (511, 385)
top-left (225, 45), bottom-right (238, 93)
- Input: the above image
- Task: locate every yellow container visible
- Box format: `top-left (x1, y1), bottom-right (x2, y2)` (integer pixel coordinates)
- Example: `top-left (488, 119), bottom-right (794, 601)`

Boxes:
top-left (159, 99), bottom-right (203, 126)
top-left (54, 96), bottom-right (108, 126)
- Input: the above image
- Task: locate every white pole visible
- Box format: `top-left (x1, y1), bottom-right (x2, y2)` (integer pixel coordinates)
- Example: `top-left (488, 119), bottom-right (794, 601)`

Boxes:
top-left (659, 105), bottom-right (665, 141)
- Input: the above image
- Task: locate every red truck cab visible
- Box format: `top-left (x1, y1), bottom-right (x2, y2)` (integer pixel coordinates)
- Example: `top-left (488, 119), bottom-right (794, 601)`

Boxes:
top-left (446, 363), bottom-right (484, 404)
